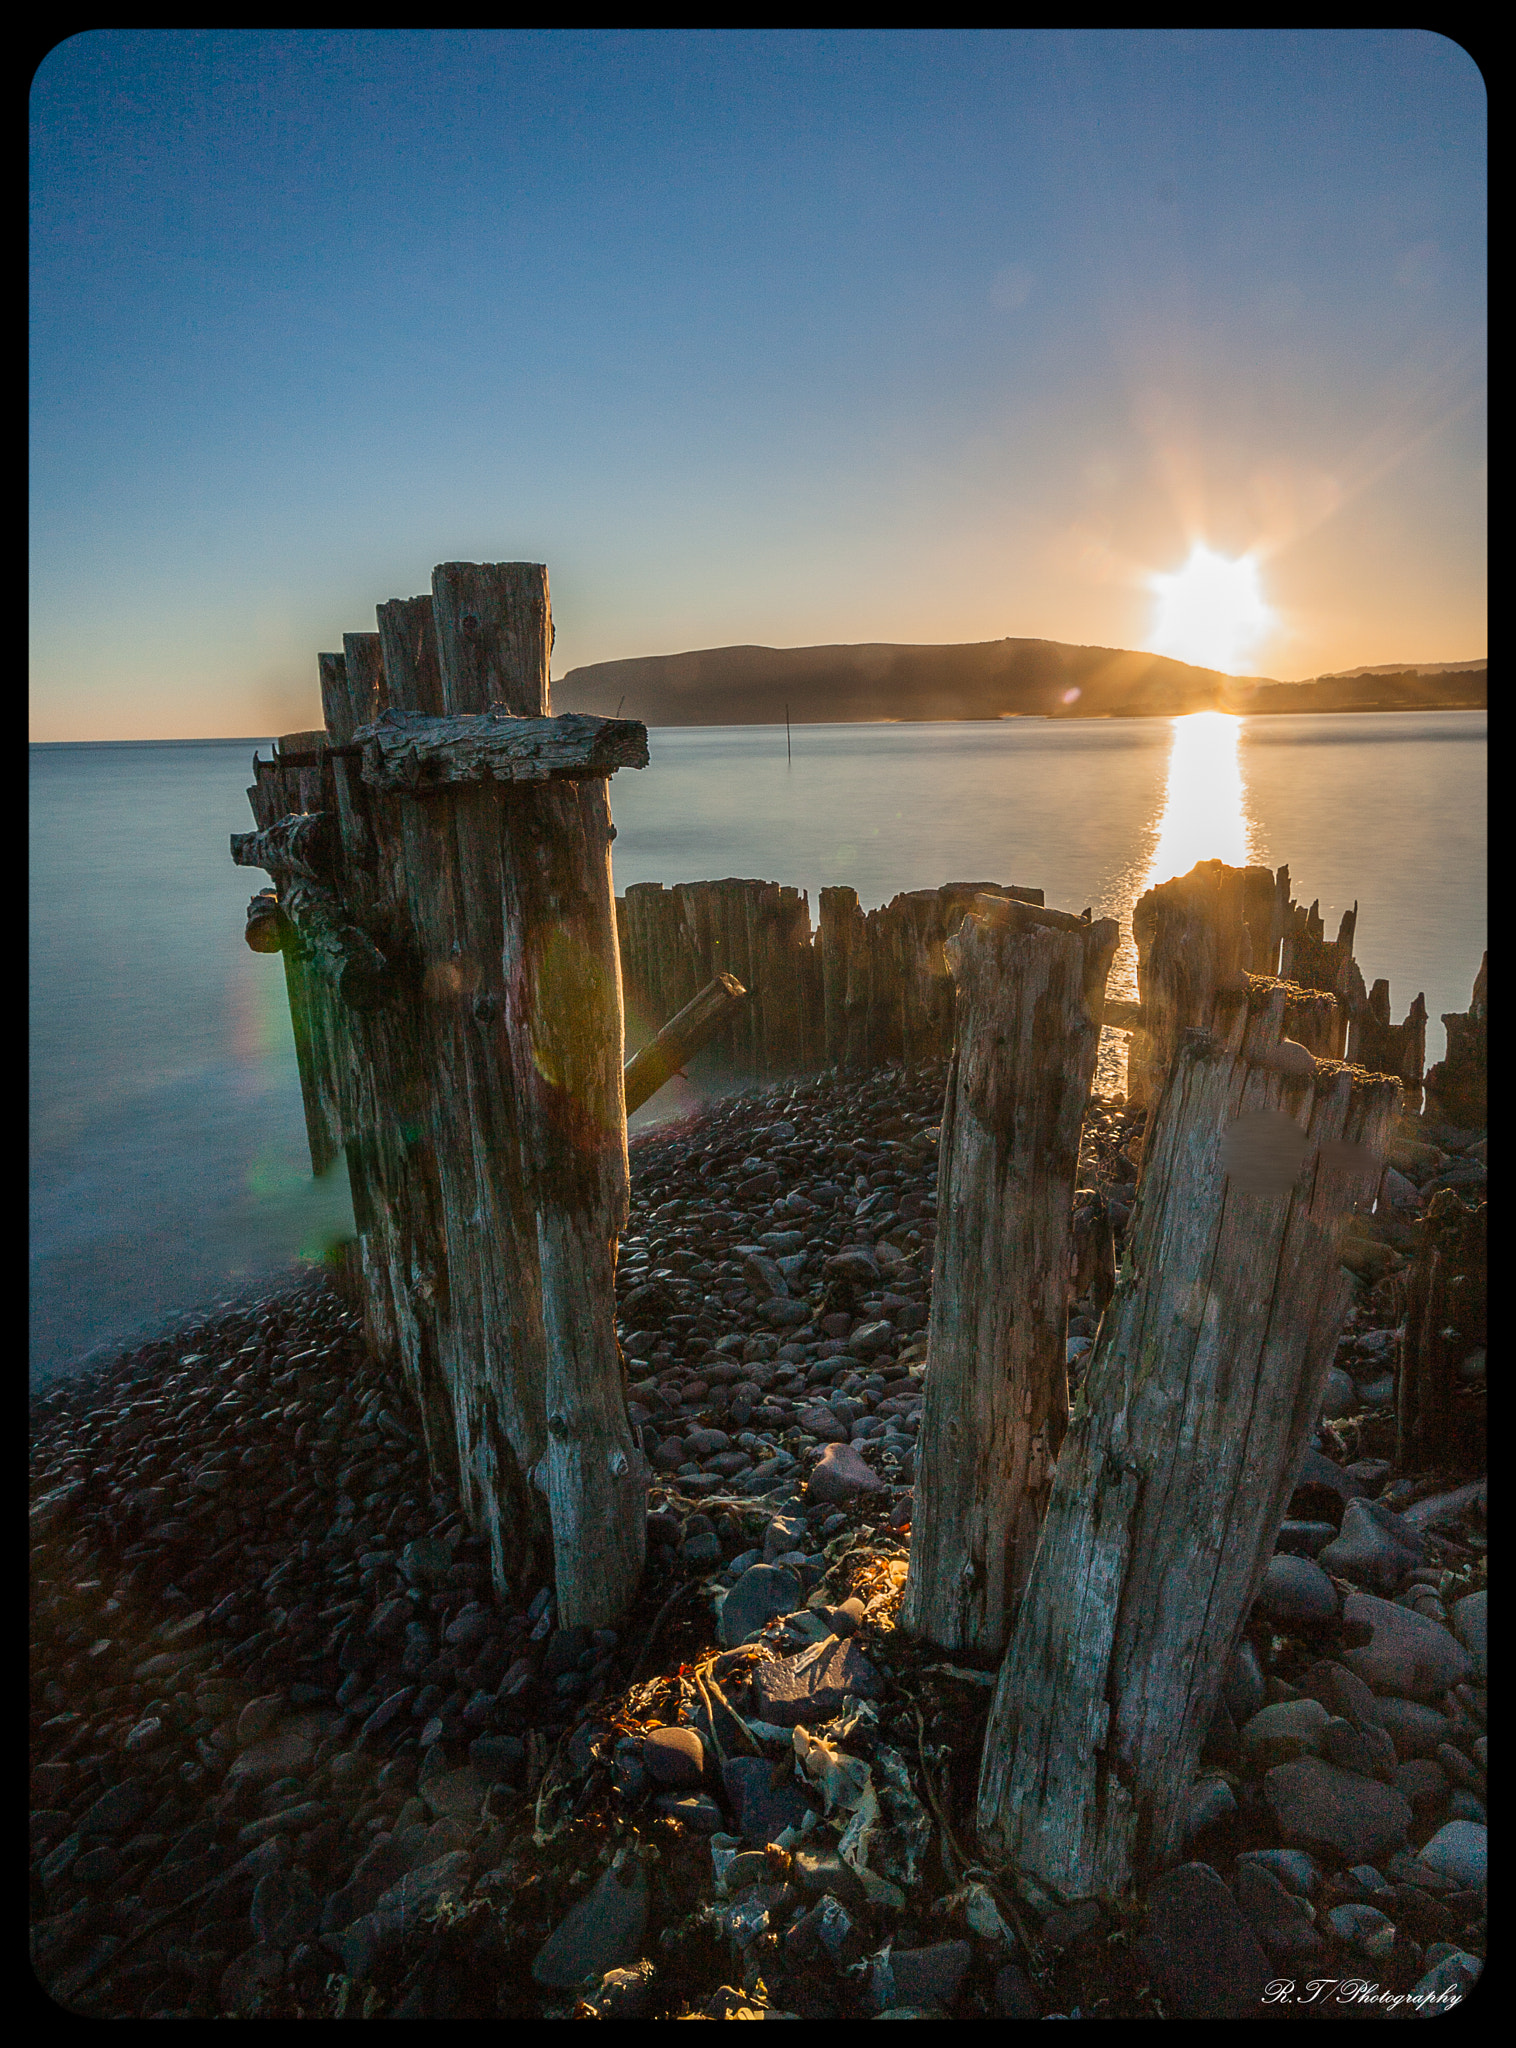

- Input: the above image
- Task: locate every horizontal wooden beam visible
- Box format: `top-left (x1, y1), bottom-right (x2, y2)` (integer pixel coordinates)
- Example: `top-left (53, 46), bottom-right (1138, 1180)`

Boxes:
top-left (230, 811), bottom-right (338, 880)
top-left (354, 708), bottom-right (650, 794)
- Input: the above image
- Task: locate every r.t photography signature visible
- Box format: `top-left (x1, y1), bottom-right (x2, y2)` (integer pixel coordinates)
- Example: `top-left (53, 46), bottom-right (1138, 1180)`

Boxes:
top-left (1264, 1978), bottom-right (1464, 2012)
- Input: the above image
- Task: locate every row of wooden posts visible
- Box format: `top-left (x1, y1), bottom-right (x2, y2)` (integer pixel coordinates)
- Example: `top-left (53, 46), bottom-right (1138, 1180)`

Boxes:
top-left (234, 562), bottom-right (1482, 1901)
top-left (613, 858), bottom-right (1438, 1107)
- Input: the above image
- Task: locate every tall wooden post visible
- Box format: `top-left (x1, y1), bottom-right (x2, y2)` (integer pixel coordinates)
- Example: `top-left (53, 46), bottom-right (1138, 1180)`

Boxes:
top-left (975, 982), bottom-right (1399, 1897)
top-left (900, 898), bottom-right (1120, 1656)
top-left (233, 562), bottom-right (648, 1624)
top-left (426, 561), bottom-right (645, 1628)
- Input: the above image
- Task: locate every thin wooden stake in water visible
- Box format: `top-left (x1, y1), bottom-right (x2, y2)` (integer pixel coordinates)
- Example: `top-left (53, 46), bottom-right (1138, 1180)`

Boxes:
top-left (786, 701), bottom-right (791, 764)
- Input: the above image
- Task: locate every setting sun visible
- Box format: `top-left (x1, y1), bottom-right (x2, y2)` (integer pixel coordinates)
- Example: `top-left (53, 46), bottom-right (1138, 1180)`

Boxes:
top-left (1149, 545), bottom-right (1274, 674)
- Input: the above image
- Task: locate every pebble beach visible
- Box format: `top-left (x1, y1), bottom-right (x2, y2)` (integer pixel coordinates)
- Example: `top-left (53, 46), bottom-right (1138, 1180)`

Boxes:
top-left (29, 1061), bottom-right (1486, 2019)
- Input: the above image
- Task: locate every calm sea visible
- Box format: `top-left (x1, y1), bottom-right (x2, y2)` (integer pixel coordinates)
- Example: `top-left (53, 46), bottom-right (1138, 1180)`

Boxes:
top-left (30, 711), bottom-right (1485, 1386)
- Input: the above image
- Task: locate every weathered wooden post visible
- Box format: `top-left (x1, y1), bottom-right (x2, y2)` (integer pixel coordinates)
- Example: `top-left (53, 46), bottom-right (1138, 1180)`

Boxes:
top-left (1126, 859), bottom-right (1289, 1107)
top-left (1280, 894), bottom-right (1358, 1057)
top-left (1422, 952), bottom-right (1487, 1131)
top-left (975, 980), bottom-right (1399, 1897)
top-left (1396, 1187), bottom-right (1487, 1471)
top-left (899, 897), bottom-right (1120, 1656)
top-left (1348, 979), bottom-right (1428, 1112)
top-left (233, 562), bottom-right (652, 1626)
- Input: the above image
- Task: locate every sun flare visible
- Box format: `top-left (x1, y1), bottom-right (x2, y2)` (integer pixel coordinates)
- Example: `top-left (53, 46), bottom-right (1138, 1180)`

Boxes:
top-left (1149, 544), bottom-right (1273, 674)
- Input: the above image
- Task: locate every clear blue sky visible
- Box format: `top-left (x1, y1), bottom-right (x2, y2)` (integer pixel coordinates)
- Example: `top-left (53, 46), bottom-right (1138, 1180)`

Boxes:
top-left (31, 29), bottom-right (1485, 739)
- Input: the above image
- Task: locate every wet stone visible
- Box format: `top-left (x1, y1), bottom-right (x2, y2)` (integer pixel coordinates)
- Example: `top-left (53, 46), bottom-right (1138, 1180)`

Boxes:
top-left (1234, 1860), bottom-right (1323, 1961)
top-left (1184, 1776), bottom-right (1237, 1840)
top-left (1451, 1590), bottom-right (1486, 1679)
top-left (1318, 1499), bottom-right (1425, 1594)
top-left (1221, 1639), bottom-right (1266, 1727)
top-left (1321, 1716), bottom-right (1395, 1781)
top-left (1372, 1695), bottom-right (1452, 1759)
top-left (1340, 1593), bottom-right (1474, 1701)
top-left (643, 1726), bottom-right (705, 1789)
top-left (1418, 1820), bottom-right (1486, 1891)
top-left (1236, 1848), bottom-right (1320, 1897)
top-left (72, 1844), bottom-right (121, 1890)
top-left (749, 1636), bottom-right (885, 1727)
top-left (806, 1441), bottom-right (888, 1504)
top-left (543, 1626), bottom-right (594, 1679)
top-left (995, 1964), bottom-right (1040, 2019)
top-left (220, 1941), bottom-right (285, 2013)
top-left (1327, 1902), bottom-right (1397, 1958)
top-left (719, 1565), bottom-right (802, 1648)
top-left (721, 1754), bottom-right (815, 1847)
top-left (1252, 1554), bottom-right (1339, 1627)
top-left (419, 1764), bottom-right (490, 1822)
top-left (77, 1779), bottom-right (150, 1837)
top-left (225, 1714), bottom-right (328, 1789)
top-left (251, 1867), bottom-right (321, 1946)
top-left (1137, 1864), bottom-right (1273, 2022)
top-left (1262, 1758), bottom-right (1413, 1866)
top-left (1240, 1698), bottom-right (1330, 1768)
top-left (653, 1793), bottom-right (724, 1832)
top-left (399, 1538), bottom-right (453, 1588)
top-left (879, 1939), bottom-right (972, 2012)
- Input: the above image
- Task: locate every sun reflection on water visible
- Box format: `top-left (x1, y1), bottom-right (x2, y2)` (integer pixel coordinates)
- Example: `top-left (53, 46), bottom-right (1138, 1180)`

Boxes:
top-left (1144, 711), bottom-right (1256, 889)
top-left (1105, 713), bottom-right (1261, 1091)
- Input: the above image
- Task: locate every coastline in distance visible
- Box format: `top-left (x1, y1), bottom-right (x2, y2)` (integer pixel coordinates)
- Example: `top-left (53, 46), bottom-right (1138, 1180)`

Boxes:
top-left (555, 637), bottom-right (1486, 729)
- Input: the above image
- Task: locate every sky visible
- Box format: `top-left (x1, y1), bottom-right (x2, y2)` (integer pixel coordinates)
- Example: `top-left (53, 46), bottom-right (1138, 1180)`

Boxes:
top-left (31, 29), bottom-right (1486, 741)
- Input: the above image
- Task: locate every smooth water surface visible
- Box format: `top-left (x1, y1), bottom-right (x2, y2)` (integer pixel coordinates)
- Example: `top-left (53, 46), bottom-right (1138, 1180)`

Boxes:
top-left (30, 711), bottom-right (1484, 1384)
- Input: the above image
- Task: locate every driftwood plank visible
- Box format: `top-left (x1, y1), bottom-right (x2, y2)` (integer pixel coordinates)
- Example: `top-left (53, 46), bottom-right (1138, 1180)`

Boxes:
top-left (319, 651), bottom-right (377, 872)
top-left (623, 973), bottom-right (750, 1115)
top-left (355, 708), bottom-right (649, 793)
top-left (244, 888), bottom-right (284, 954)
top-left (431, 560), bottom-right (551, 713)
top-left (975, 979), bottom-right (1399, 1897)
top-left (412, 559), bottom-right (645, 1622)
top-left (900, 897), bottom-right (1120, 1657)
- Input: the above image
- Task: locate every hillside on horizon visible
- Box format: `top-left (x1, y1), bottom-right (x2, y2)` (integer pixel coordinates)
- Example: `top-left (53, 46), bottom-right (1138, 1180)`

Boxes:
top-left (554, 636), bottom-right (1487, 726)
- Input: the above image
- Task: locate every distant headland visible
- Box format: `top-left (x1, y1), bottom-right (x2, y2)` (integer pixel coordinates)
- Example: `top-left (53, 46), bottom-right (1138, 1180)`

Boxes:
top-left (554, 638), bottom-right (1486, 727)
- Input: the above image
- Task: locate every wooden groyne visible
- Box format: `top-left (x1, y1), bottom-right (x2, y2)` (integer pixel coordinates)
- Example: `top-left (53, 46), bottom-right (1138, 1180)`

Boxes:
top-left (616, 878), bottom-right (1044, 1088)
top-left (1124, 859), bottom-right (1429, 1111)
